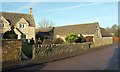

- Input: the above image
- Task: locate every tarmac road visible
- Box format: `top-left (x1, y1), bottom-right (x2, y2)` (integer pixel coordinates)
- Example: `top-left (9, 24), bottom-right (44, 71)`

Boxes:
top-left (18, 43), bottom-right (119, 70)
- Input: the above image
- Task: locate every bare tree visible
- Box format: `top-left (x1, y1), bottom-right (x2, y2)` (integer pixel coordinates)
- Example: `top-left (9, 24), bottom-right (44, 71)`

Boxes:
top-left (105, 27), bottom-right (110, 33)
top-left (38, 19), bottom-right (55, 28)
top-left (110, 24), bottom-right (118, 33)
top-left (105, 24), bottom-right (119, 37)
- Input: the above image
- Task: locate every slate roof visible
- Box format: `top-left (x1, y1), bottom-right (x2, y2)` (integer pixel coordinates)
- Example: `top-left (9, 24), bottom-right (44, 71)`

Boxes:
top-left (100, 28), bottom-right (112, 37)
top-left (38, 27), bottom-right (54, 32)
top-left (0, 12), bottom-right (35, 27)
top-left (36, 27), bottom-right (54, 36)
top-left (54, 22), bottom-right (99, 36)
top-left (36, 22), bottom-right (112, 37)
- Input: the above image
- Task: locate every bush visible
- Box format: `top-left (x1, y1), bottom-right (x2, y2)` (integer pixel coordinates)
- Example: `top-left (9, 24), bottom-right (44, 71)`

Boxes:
top-left (36, 34), bottom-right (44, 41)
top-left (53, 38), bottom-right (64, 44)
top-left (30, 38), bottom-right (35, 45)
top-left (65, 33), bottom-right (86, 43)
top-left (3, 29), bottom-right (17, 39)
top-left (75, 37), bottom-right (82, 43)
top-left (65, 33), bottom-right (78, 43)
top-left (9, 34), bottom-right (18, 39)
top-left (78, 34), bottom-right (86, 43)
top-left (36, 38), bottom-right (42, 44)
top-left (42, 39), bottom-right (53, 45)
top-left (22, 44), bottom-right (32, 58)
top-left (114, 28), bottom-right (120, 37)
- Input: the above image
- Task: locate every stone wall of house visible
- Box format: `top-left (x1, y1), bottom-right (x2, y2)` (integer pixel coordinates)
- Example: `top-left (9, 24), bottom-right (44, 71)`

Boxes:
top-left (93, 25), bottom-right (103, 47)
top-left (32, 42), bottom-right (93, 62)
top-left (15, 18), bottom-right (35, 40)
top-left (1, 16), bottom-right (11, 33)
top-left (2, 40), bottom-right (22, 62)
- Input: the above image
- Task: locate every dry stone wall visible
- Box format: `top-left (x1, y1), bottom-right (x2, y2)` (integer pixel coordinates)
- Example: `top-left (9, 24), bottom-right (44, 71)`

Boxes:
top-left (32, 42), bottom-right (93, 62)
top-left (102, 37), bottom-right (113, 45)
top-left (2, 40), bottom-right (22, 62)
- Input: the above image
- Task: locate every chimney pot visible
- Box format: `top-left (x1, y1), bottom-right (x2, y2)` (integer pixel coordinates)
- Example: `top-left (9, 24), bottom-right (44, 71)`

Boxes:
top-left (29, 8), bottom-right (32, 15)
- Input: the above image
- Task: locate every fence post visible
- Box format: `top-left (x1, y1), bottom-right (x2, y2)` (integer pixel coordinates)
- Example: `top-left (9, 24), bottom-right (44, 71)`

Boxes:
top-left (32, 45), bottom-right (35, 59)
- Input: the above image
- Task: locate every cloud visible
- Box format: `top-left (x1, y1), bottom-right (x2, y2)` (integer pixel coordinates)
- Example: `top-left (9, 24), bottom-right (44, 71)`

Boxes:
top-left (44, 3), bottom-right (102, 12)
top-left (12, 2), bottom-right (39, 12)
top-left (45, 5), bottom-right (82, 12)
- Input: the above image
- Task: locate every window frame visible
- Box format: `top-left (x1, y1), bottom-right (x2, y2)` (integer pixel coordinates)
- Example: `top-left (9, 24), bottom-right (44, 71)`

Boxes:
top-left (0, 23), bottom-right (5, 28)
top-left (21, 34), bottom-right (26, 39)
top-left (19, 24), bottom-right (24, 28)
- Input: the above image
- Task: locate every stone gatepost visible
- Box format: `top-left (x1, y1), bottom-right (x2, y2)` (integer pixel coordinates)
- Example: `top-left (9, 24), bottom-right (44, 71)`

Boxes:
top-left (2, 39), bottom-right (22, 62)
top-left (32, 45), bottom-right (35, 59)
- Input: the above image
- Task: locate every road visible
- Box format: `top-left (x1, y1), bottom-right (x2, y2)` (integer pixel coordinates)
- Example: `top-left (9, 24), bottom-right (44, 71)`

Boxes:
top-left (18, 43), bottom-right (119, 70)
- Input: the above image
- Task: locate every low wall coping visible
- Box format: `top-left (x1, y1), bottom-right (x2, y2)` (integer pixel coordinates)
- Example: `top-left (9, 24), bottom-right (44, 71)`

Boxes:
top-left (2, 39), bottom-right (22, 41)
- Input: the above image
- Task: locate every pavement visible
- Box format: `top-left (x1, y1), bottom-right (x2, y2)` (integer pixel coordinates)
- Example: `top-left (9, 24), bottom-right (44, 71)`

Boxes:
top-left (2, 42), bottom-right (119, 71)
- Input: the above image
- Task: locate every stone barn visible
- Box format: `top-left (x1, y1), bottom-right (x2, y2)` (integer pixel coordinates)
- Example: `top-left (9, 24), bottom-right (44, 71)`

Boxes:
top-left (54, 22), bottom-right (112, 46)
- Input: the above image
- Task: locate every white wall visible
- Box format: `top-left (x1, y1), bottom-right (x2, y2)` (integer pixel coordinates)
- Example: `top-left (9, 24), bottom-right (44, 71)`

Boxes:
top-left (82, 34), bottom-right (94, 37)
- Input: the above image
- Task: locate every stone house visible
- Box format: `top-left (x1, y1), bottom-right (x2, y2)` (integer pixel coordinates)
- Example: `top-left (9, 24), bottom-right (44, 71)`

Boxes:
top-left (54, 22), bottom-right (113, 46)
top-left (36, 27), bottom-right (54, 40)
top-left (0, 8), bottom-right (35, 41)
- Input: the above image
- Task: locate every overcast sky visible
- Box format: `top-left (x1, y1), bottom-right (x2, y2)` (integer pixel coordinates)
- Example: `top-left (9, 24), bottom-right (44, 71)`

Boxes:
top-left (0, 2), bottom-right (118, 28)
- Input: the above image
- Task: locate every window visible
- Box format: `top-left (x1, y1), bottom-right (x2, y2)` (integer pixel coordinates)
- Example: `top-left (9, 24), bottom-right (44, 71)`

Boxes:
top-left (0, 23), bottom-right (5, 28)
top-left (21, 34), bottom-right (26, 39)
top-left (2, 23), bottom-right (4, 28)
top-left (21, 34), bottom-right (26, 42)
top-left (20, 24), bottom-right (24, 28)
top-left (21, 35), bottom-right (26, 38)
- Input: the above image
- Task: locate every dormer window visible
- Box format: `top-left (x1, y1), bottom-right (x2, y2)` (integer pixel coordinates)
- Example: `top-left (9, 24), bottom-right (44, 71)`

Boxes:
top-left (20, 24), bottom-right (24, 28)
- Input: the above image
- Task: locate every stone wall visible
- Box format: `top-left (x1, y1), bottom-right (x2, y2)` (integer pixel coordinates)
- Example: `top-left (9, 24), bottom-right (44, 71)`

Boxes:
top-left (93, 37), bottom-right (113, 47)
top-left (15, 19), bottom-right (36, 40)
top-left (1, 16), bottom-right (11, 33)
top-left (93, 37), bottom-right (102, 47)
top-left (2, 40), bottom-right (22, 62)
top-left (102, 37), bottom-right (113, 45)
top-left (32, 42), bottom-right (93, 62)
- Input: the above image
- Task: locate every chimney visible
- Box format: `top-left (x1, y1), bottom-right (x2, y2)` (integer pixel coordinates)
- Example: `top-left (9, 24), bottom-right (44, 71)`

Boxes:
top-left (29, 8), bottom-right (32, 15)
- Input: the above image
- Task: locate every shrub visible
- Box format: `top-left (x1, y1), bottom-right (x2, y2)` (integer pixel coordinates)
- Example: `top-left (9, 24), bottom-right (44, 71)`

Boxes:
top-left (36, 38), bottom-right (42, 44)
top-left (42, 39), bottom-right (53, 45)
top-left (30, 38), bottom-right (35, 45)
top-left (3, 29), bottom-right (17, 39)
top-left (75, 37), bottom-right (82, 43)
top-left (78, 34), bottom-right (86, 43)
top-left (36, 34), bottom-right (44, 42)
top-left (22, 44), bottom-right (32, 58)
top-left (65, 33), bottom-right (86, 43)
top-left (114, 28), bottom-right (120, 37)
top-left (9, 34), bottom-right (18, 39)
top-left (53, 38), bottom-right (64, 44)
top-left (65, 33), bottom-right (78, 43)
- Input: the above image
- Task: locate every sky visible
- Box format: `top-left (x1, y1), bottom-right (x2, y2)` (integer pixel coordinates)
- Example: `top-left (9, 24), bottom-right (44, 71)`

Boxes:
top-left (0, 2), bottom-right (118, 28)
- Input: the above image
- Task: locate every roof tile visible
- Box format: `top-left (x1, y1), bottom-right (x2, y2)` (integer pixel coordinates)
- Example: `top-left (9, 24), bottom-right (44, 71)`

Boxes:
top-left (0, 12), bottom-right (35, 27)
